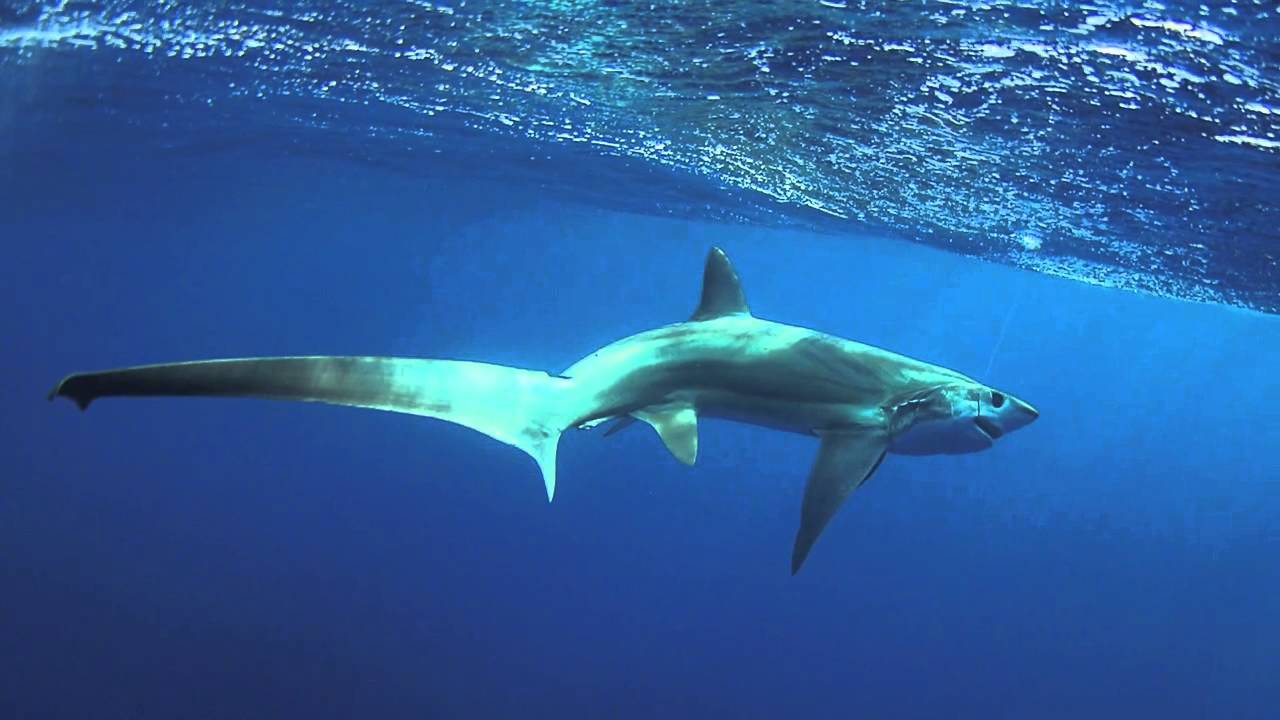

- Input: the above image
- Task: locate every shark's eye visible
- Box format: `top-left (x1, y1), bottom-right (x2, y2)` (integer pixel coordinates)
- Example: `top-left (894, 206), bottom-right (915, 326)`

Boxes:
top-left (991, 392), bottom-right (1006, 409)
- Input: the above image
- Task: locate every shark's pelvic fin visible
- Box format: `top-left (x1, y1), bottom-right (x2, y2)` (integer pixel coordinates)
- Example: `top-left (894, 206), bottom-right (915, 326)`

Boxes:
top-left (791, 427), bottom-right (889, 575)
top-left (633, 401), bottom-right (699, 466)
top-left (602, 415), bottom-right (638, 436)
top-left (690, 247), bottom-right (751, 321)
top-left (48, 356), bottom-right (574, 501)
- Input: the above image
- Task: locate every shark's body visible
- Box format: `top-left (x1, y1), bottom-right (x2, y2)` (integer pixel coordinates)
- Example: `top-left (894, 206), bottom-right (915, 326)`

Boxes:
top-left (51, 248), bottom-right (1037, 573)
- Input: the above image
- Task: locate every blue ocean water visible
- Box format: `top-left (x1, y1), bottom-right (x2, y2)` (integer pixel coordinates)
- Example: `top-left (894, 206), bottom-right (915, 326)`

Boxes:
top-left (3, 2), bottom-right (1280, 719)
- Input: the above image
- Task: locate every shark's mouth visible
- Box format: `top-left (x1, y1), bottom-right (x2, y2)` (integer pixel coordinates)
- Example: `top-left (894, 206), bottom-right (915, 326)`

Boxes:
top-left (974, 416), bottom-right (1004, 440)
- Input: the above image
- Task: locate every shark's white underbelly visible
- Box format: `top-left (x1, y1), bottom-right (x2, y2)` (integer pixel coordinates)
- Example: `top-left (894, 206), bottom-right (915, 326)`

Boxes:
top-left (690, 389), bottom-right (876, 435)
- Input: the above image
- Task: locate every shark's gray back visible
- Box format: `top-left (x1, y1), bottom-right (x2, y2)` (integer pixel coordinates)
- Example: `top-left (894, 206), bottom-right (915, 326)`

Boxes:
top-left (561, 315), bottom-right (969, 435)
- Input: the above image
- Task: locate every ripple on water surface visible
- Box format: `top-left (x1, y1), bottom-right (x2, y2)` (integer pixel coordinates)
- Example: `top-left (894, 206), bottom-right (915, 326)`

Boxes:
top-left (1, 0), bottom-right (1277, 313)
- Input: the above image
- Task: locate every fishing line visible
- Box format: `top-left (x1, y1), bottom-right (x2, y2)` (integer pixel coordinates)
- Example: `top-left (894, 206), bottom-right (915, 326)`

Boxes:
top-left (983, 272), bottom-right (1028, 378)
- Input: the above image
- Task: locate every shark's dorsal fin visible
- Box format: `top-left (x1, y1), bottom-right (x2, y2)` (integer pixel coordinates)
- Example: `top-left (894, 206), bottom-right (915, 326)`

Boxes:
top-left (633, 402), bottom-right (699, 466)
top-left (690, 247), bottom-right (750, 321)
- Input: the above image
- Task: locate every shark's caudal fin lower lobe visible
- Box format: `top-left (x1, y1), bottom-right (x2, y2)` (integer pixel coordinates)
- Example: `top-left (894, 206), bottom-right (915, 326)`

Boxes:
top-left (49, 356), bottom-right (575, 500)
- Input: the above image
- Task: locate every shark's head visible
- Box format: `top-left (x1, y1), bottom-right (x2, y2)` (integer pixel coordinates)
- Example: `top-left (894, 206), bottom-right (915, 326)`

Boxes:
top-left (888, 380), bottom-right (1038, 456)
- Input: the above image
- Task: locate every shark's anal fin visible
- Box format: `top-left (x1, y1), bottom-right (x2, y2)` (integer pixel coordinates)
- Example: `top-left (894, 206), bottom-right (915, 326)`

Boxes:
top-left (791, 427), bottom-right (888, 575)
top-left (690, 247), bottom-right (751, 321)
top-left (633, 402), bottom-right (699, 466)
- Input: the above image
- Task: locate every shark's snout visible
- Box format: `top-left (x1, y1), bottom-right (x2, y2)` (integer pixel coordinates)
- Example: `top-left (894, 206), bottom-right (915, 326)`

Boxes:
top-left (991, 392), bottom-right (1038, 435)
top-left (1011, 396), bottom-right (1039, 424)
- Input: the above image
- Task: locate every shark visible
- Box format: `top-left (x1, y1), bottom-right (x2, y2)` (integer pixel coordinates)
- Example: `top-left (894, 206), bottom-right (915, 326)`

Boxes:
top-left (49, 247), bottom-right (1038, 574)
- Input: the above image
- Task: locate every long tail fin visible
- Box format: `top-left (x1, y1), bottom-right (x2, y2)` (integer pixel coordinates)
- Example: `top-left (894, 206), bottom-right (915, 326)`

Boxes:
top-left (49, 356), bottom-right (575, 500)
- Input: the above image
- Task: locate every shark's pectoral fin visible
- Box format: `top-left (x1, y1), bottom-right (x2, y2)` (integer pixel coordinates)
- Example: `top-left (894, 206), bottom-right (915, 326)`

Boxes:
top-left (633, 402), bottom-right (698, 466)
top-left (791, 427), bottom-right (888, 575)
